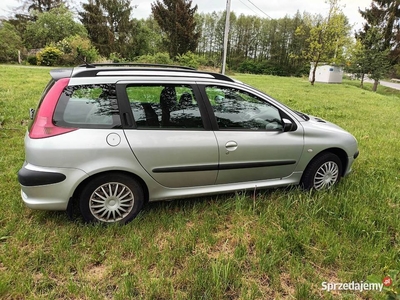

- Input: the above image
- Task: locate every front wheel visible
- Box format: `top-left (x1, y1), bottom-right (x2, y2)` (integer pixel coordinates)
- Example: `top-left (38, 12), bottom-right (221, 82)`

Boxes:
top-left (79, 173), bottom-right (144, 224)
top-left (300, 153), bottom-right (342, 190)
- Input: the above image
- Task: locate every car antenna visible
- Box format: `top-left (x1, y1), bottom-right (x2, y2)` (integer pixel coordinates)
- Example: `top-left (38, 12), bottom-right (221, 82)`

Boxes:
top-left (78, 54), bottom-right (95, 68)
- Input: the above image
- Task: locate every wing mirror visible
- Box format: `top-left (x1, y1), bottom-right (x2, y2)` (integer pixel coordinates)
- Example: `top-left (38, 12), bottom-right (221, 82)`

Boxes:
top-left (282, 118), bottom-right (293, 132)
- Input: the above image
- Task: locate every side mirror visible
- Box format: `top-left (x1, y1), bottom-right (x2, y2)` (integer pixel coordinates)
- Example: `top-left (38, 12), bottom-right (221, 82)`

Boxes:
top-left (282, 118), bottom-right (293, 132)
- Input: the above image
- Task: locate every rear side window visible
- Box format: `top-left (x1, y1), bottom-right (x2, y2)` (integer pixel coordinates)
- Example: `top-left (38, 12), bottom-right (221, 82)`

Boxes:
top-left (126, 84), bottom-right (204, 129)
top-left (53, 84), bottom-right (121, 129)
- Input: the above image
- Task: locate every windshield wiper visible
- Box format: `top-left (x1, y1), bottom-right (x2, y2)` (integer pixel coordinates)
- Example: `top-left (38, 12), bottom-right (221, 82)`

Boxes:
top-left (295, 111), bottom-right (310, 121)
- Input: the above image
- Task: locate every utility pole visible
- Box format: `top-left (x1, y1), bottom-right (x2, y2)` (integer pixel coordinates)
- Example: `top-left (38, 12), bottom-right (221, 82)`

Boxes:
top-left (222, 0), bottom-right (231, 75)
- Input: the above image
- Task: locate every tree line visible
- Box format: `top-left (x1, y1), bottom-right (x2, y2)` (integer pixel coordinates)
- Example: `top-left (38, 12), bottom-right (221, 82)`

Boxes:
top-left (0, 0), bottom-right (399, 89)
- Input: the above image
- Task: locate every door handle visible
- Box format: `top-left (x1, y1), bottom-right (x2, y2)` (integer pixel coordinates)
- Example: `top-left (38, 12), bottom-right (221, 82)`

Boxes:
top-left (225, 141), bottom-right (238, 152)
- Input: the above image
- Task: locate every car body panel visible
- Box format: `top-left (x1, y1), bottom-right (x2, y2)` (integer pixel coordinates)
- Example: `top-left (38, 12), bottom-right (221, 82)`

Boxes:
top-left (123, 130), bottom-right (219, 188)
top-left (214, 130), bottom-right (304, 184)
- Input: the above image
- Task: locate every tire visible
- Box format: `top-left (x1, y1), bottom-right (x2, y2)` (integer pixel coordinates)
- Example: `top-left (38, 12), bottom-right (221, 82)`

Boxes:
top-left (300, 152), bottom-right (342, 190)
top-left (79, 173), bottom-right (144, 224)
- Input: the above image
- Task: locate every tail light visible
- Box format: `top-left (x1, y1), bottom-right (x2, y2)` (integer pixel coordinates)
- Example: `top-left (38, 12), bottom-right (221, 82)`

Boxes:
top-left (29, 78), bottom-right (77, 139)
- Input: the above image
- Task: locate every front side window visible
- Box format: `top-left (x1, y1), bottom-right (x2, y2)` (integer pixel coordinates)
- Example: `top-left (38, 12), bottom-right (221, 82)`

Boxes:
top-left (126, 84), bottom-right (204, 129)
top-left (53, 84), bottom-right (121, 128)
top-left (205, 86), bottom-right (283, 131)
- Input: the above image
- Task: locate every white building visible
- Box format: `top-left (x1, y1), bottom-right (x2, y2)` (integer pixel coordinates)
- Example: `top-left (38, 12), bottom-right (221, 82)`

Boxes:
top-left (309, 64), bottom-right (344, 84)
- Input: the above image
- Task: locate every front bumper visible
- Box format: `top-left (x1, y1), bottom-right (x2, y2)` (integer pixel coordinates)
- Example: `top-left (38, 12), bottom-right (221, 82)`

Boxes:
top-left (344, 150), bottom-right (359, 177)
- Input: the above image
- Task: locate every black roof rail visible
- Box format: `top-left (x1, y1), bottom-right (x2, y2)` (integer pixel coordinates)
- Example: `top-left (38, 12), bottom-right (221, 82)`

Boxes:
top-left (73, 63), bottom-right (235, 82)
top-left (77, 63), bottom-right (196, 70)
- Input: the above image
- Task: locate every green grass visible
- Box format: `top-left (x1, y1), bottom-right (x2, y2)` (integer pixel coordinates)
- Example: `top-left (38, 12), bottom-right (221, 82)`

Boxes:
top-left (0, 66), bottom-right (399, 299)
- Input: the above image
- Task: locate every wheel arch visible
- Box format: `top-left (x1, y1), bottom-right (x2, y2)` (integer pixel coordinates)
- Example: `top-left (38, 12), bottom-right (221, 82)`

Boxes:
top-left (70, 170), bottom-right (149, 207)
top-left (323, 148), bottom-right (348, 176)
top-left (307, 147), bottom-right (348, 177)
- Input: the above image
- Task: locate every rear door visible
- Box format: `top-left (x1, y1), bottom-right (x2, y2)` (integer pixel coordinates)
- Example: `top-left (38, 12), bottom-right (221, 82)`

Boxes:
top-left (117, 81), bottom-right (219, 188)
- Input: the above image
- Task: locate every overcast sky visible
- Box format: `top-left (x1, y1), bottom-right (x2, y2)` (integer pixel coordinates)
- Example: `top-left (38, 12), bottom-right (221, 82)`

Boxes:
top-left (0, 0), bottom-right (371, 30)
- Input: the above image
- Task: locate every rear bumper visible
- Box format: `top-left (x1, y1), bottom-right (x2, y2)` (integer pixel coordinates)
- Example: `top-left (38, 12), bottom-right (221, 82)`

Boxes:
top-left (18, 163), bottom-right (87, 211)
top-left (18, 166), bottom-right (66, 186)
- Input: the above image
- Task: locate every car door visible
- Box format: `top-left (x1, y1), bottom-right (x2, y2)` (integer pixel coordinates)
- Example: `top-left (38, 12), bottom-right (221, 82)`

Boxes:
top-left (117, 82), bottom-right (219, 188)
top-left (202, 84), bottom-right (304, 185)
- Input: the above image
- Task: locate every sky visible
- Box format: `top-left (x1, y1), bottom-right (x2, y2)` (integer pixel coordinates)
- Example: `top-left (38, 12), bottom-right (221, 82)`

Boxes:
top-left (0, 0), bottom-right (372, 30)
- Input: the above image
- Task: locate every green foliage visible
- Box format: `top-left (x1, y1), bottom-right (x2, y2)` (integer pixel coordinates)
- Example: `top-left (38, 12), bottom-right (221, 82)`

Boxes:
top-left (176, 51), bottom-right (206, 69)
top-left (18, 0), bottom-right (66, 13)
top-left (36, 46), bottom-right (63, 66)
top-left (238, 59), bottom-right (263, 74)
top-left (57, 35), bottom-right (99, 65)
top-left (350, 12), bottom-right (392, 91)
top-left (79, 0), bottom-right (138, 59)
top-left (0, 22), bottom-right (24, 63)
top-left (109, 52), bottom-right (128, 63)
top-left (151, 0), bottom-right (200, 58)
top-left (297, 0), bottom-right (352, 85)
top-left (24, 5), bottom-right (87, 49)
top-left (237, 59), bottom-right (308, 77)
top-left (135, 52), bottom-right (173, 65)
top-left (359, 0), bottom-right (400, 64)
top-left (26, 55), bottom-right (37, 65)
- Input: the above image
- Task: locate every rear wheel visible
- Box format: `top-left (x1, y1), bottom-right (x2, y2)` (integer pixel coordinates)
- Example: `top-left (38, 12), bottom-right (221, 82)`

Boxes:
top-left (79, 173), bottom-right (144, 224)
top-left (301, 152), bottom-right (342, 190)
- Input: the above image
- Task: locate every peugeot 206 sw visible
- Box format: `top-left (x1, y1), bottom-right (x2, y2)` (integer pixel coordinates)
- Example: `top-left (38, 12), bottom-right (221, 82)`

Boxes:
top-left (18, 64), bottom-right (359, 224)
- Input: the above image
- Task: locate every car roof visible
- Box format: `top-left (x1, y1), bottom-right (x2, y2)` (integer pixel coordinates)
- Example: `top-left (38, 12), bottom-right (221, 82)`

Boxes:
top-left (50, 63), bottom-right (236, 83)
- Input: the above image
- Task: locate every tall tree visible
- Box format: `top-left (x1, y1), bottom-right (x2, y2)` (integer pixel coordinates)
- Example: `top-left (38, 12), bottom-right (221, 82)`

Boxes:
top-left (359, 0), bottom-right (400, 60)
top-left (24, 5), bottom-right (87, 49)
top-left (151, 0), bottom-right (200, 58)
top-left (79, 0), bottom-right (139, 59)
top-left (17, 0), bottom-right (67, 13)
top-left (296, 0), bottom-right (351, 85)
top-left (9, 0), bottom-right (69, 40)
top-left (0, 22), bottom-right (24, 63)
top-left (359, 0), bottom-right (400, 82)
top-left (79, 0), bottom-right (116, 57)
top-left (347, 28), bottom-right (390, 90)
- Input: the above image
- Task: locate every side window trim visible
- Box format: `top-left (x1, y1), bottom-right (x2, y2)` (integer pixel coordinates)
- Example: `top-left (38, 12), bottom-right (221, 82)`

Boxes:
top-left (116, 83), bottom-right (136, 129)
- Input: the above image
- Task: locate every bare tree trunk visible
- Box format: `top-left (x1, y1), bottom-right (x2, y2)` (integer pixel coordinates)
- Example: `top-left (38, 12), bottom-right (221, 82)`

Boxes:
top-left (311, 64), bottom-right (317, 86)
top-left (310, 54), bottom-right (321, 86)
top-left (372, 79), bottom-right (379, 92)
top-left (360, 73), bottom-right (364, 88)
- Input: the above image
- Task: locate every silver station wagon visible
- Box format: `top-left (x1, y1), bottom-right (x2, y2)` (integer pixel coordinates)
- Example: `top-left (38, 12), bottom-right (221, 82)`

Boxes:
top-left (18, 64), bottom-right (359, 224)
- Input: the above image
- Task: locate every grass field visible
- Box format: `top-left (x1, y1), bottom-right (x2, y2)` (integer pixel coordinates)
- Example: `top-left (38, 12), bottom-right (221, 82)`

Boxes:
top-left (0, 65), bottom-right (399, 299)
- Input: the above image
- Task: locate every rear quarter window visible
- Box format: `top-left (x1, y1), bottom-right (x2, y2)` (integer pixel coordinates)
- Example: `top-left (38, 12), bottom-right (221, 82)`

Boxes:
top-left (53, 84), bottom-right (121, 129)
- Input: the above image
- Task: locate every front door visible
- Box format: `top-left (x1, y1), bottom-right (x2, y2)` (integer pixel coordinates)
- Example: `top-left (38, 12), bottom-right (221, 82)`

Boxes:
top-left (203, 85), bottom-right (304, 184)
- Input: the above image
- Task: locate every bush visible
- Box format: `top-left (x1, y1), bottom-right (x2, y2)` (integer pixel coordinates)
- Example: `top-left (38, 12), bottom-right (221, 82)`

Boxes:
top-left (109, 52), bottom-right (128, 63)
top-left (135, 52), bottom-right (173, 65)
top-left (27, 55), bottom-right (37, 65)
top-left (57, 35), bottom-right (99, 65)
top-left (176, 51), bottom-right (206, 69)
top-left (36, 46), bottom-right (63, 66)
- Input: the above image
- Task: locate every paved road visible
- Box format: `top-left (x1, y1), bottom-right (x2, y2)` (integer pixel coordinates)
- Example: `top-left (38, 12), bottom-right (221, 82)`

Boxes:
top-left (364, 78), bottom-right (400, 90)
